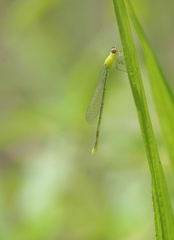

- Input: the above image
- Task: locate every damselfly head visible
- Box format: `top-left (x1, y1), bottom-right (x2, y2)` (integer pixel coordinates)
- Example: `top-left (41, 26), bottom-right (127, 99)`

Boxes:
top-left (111, 46), bottom-right (117, 54)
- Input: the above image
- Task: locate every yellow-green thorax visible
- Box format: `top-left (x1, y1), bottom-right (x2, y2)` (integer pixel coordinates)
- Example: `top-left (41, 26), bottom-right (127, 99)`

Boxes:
top-left (104, 46), bottom-right (117, 68)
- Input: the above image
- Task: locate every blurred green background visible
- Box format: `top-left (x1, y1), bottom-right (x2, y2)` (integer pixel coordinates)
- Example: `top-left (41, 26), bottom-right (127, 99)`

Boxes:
top-left (0, 0), bottom-right (174, 239)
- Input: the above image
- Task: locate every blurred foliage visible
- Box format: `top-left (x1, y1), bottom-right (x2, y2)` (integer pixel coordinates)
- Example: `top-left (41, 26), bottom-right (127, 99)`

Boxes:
top-left (0, 0), bottom-right (174, 239)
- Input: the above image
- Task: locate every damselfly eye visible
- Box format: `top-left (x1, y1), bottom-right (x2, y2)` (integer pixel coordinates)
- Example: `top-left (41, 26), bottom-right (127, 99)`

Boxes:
top-left (111, 46), bottom-right (117, 54)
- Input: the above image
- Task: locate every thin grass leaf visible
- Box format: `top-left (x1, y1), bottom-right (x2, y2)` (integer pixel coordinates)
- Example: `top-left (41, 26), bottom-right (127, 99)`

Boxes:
top-left (127, 1), bottom-right (174, 170)
top-left (112, 0), bottom-right (174, 239)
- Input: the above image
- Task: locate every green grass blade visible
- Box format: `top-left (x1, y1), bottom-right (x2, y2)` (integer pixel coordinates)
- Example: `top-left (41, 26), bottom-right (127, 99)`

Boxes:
top-left (112, 0), bottom-right (174, 239)
top-left (127, 1), bottom-right (174, 169)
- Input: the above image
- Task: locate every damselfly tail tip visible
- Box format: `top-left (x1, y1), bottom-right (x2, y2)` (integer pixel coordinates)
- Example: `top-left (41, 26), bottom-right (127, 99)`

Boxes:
top-left (92, 146), bottom-right (97, 155)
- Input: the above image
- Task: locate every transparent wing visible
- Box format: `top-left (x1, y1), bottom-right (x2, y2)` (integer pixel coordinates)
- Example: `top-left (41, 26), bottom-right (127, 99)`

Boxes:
top-left (117, 50), bottom-right (125, 64)
top-left (116, 50), bottom-right (127, 72)
top-left (86, 66), bottom-right (108, 123)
